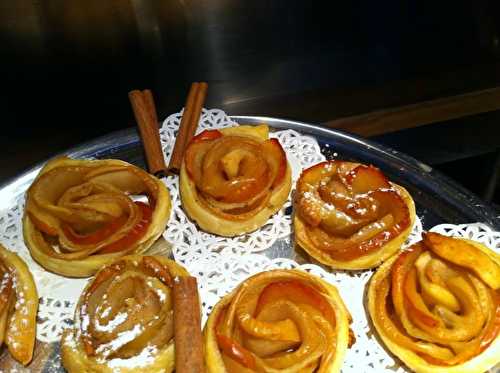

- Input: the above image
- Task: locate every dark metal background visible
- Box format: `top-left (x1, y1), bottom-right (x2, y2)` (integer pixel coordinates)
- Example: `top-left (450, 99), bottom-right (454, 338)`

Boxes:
top-left (1, 0), bottom-right (498, 129)
top-left (1, 0), bottom-right (500, 201)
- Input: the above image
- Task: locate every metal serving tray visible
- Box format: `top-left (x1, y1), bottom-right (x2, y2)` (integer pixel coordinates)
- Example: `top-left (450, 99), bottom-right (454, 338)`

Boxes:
top-left (0, 116), bottom-right (498, 372)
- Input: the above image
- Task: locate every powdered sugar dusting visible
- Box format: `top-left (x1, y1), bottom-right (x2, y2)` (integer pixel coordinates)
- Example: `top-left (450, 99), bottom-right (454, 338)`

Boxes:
top-left (106, 344), bottom-right (159, 369)
top-left (96, 323), bottom-right (144, 358)
top-left (94, 311), bottom-right (127, 332)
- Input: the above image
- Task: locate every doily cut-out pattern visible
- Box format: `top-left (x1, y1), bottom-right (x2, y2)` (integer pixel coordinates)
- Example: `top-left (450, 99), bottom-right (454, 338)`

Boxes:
top-left (160, 109), bottom-right (325, 266)
top-left (430, 222), bottom-right (500, 249)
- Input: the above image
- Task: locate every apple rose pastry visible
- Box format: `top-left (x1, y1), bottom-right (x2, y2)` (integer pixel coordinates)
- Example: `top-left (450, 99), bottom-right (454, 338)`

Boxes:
top-left (61, 255), bottom-right (190, 373)
top-left (294, 161), bottom-right (415, 270)
top-left (180, 125), bottom-right (292, 236)
top-left (204, 269), bottom-right (353, 372)
top-left (23, 157), bottom-right (171, 277)
top-left (368, 232), bottom-right (500, 373)
top-left (0, 244), bottom-right (38, 365)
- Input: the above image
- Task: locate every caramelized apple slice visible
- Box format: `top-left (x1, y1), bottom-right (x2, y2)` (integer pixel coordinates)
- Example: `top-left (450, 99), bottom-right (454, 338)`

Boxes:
top-left (318, 179), bottom-right (382, 221)
top-left (81, 261), bottom-right (126, 356)
top-left (414, 252), bottom-right (460, 312)
top-left (243, 336), bottom-right (299, 358)
top-left (347, 165), bottom-right (391, 194)
top-left (479, 294), bottom-right (500, 352)
top-left (423, 232), bottom-right (500, 290)
top-left (296, 162), bottom-right (339, 227)
top-left (0, 270), bottom-right (13, 346)
top-left (221, 124), bottom-right (269, 140)
top-left (184, 139), bottom-right (214, 182)
top-left (297, 161), bottom-right (410, 260)
top-left (404, 268), bottom-right (441, 328)
top-left (391, 243), bottom-right (424, 318)
top-left (297, 161), bottom-right (338, 187)
top-left (190, 129), bottom-right (223, 144)
top-left (2, 249), bottom-right (38, 365)
top-left (27, 208), bottom-right (59, 236)
top-left (317, 178), bottom-right (352, 210)
top-left (200, 136), bottom-right (270, 203)
top-left (185, 133), bottom-right (288, 211)
top-left (435, 275), bottom-right (485, 341)
top-left (261, 138), bottom-right (287, 188)
top-left (307, 190), bottom-right (408, 260)
top-left (220, 148), bottom-right (251, 179)
top-left (97, 202), bottom-right (153, 254)
top-left (256, 280), bottom-right (335, 322)
top-left (142, 256), bottom-right (173, 287)
top-left (373, 277), bottom-right (455, 361)
top-left (319, 206), bottom-right (373, 237)
top-left (241, 301), bottom-right (301, 357)
top-left (217, 334), bottom-right (256, 370)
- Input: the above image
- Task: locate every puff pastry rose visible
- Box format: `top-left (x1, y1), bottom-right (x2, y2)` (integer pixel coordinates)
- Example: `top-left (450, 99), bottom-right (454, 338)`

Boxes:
top-left (61, 255), bottom-right (190, 373)
top-left (180, 125), bottom-right (292, 236)
top-left (0, 244), bottom-right (38, 365)
top-left (23, 157), bottom-right (171, 277)
top-left (294, 161), bottom-right (415, 270)
top-left (368, 232), bottom-right (500, 373)
top-left (204, 269), bottom-right (353, 372)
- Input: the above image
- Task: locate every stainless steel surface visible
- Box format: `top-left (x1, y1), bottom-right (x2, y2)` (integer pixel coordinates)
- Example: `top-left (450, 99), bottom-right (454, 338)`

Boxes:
top-left (2, 1), bottom-right (496, 130)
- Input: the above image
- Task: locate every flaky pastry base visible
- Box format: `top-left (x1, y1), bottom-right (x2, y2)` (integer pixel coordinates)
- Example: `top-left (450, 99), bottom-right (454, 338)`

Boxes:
top-left (61, 343), bottom-right (174, 373)
top-left (179, 126), bottom-right (292, 237)
top-left (294, 183), bottom-right (416, 270)
top-left (61, 255), bottom-right (189, 373)
top-left (204, 269), bottom-right (352, 372)
top-left (23, 158), bottom-right (171, 277)
top-left (367, 240), bottom-right (500, 373)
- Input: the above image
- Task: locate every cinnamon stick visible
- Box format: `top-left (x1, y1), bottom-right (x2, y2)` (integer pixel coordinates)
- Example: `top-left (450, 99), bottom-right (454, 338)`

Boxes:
top-left (168, 82), bottom-right (208, 174)
top-left (142, 89), bottom-right (158, 125)
top-left (128, 90), bottom-right (167, 177)
top-left (186, 82), bottom-right (208, 141)
top-left (173, 276), bottom-right (204, 373)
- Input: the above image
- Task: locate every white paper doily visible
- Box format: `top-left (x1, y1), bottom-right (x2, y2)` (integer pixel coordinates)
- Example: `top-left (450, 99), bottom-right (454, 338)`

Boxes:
top-left (160, 109), bottom-right (325, 266)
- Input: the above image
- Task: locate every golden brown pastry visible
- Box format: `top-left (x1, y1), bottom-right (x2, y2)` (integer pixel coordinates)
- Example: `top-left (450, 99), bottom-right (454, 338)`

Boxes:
top-left (61, 255), bottom-right (191, 373)
top-left (294, 161), bottom-right (415, 270)
top-left (368, 232), bottom-right (500, 373)
top-left (23, 157), bottom-right (171, 277)
top-left (180, 125), bottom-right (292, 236)
top-left (204, 269), bottom-right (353, 372)
top-left (0, 244), bottom-right (38, 365)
